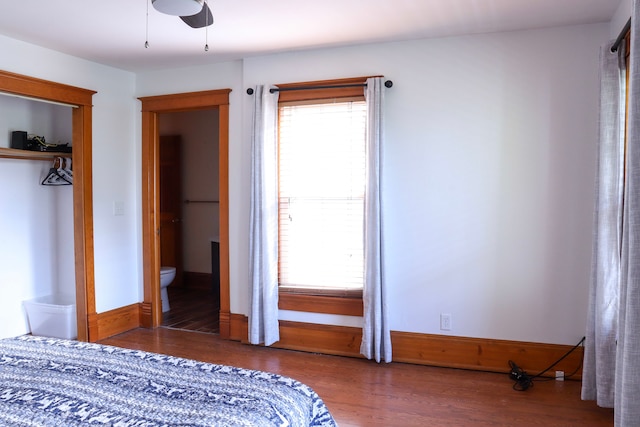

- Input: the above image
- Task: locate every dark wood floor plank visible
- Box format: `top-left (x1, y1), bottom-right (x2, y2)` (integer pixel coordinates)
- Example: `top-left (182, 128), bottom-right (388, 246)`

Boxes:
top-left (100, 328), bottom-right (613, 427)
top-left (161, 286), bottom-right (219, 333)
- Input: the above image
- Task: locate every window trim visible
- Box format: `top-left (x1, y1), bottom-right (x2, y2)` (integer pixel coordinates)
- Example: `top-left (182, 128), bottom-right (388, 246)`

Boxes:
top-left (278, 292), bottom-right (363, 316)
top-left (275, 76), bottom-right (371, 103)
top-left (276, 77), bottom-right (375, 316)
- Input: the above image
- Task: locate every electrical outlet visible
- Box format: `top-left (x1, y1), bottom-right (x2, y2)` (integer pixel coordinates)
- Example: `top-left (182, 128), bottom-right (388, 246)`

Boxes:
top-left (440, 313), bottom-right (452, 331)
top-left (555, 370), bottom-right (564, 381)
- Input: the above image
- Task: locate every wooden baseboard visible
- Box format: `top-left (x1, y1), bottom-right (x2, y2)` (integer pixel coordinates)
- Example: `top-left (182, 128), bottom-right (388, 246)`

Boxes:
top-left (139, 302), bottom-right (152, 328)
top-left (229, 312), bottom-right (249, 343)
top-left (87, 304), bottom-right (141, 342)
top-left (391, 331), bottom-right (583, 378)
top-left (228, 314), bottom-right (583, 378)
top-left (219, 310), bottom-right (231, 339)
top-left (91, 304), bottom-right (583, 378)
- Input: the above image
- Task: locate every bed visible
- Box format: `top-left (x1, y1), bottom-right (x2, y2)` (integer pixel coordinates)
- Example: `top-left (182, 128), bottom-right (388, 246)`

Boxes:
top-left (0, 335), bottom-right (338, 426)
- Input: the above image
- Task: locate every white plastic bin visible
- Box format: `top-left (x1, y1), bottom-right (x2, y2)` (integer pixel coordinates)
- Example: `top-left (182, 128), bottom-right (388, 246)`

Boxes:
top-left (24, 294), bottom-right (77, 340)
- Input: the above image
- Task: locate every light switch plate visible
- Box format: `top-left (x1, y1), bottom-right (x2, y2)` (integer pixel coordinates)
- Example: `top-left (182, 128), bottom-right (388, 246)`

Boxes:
top-left (113, 201), bottom-right (124, 216)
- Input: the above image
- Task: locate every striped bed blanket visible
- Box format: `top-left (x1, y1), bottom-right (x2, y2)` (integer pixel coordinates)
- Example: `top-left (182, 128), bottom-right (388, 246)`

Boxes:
top-left (0, 335), bottom-right (337, 426)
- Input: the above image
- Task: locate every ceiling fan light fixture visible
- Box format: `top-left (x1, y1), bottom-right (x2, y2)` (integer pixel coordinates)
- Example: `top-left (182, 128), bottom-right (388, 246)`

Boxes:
top-left (152, 0), bottom-right (203, 16)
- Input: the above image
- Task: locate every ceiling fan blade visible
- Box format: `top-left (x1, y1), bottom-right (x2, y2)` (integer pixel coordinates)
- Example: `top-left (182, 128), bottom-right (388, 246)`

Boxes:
top-left (180, 3), bottom-right (213, 28)
top-left (153, 0), bottom-right (203, 16)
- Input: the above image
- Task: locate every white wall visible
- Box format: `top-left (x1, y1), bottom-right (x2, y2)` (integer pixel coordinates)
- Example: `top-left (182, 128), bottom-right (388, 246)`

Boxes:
top-left (159, 110), bottom-right (219, 273)
top-left (0, 20), bottom-right (610, 346)
top-left (0, 158), bottom-right (58, 337)
top-left (137, 23), bottom-right (608, 345)
top-left (236, 24), bottom-right (607, 345)
top-left (0, 34), bottom-right (139, 317)
top-left (611, 0), bottom-right (631, 38)
top-left (136, 60), bottom-right (245, 311)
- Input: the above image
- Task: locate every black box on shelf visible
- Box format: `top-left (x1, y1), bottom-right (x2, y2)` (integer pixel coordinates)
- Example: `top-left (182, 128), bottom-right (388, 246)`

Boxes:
top-left (10, 131), bottom-right (28, 149)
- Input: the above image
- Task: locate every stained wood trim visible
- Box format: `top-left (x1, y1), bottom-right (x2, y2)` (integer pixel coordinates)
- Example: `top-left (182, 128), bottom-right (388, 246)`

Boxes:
top-left (139, 302), bottom-right (152, 328)
top-left (229, 313), bottom-right (247, 341)
top-left (88, 304), bottom-right (141, 341)
top-left (139, 89), bottom-right (231, 112)
top-left (218, 103), bottom-right (231, 339)
top-left (0, 70), bottom-right (95, 106)
top-left (220, 311), bottom-right (233, 339)
top-left (276, 76), bottom-right (375, 103)
top-left (278, 292), bottom-right (363, 316)
top-left (141, 109), bottom-right (162, 328)
top-left (391, 331), bottom-right (584, 378)
top-left (73, 104), bottom-right (95, 342)
top-left (277, 320), bottom-right (363, 357)
top-left (0, 70), bottom-right (96, 342)
top-left (139, 90), bottom-right (231, 339)
top-left (228, 315), bottom-right (583, 378)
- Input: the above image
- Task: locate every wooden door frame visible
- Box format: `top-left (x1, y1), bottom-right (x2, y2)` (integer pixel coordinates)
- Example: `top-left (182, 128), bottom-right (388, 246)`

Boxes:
top-left (139, 90), bottom-right (231, 337)
top-left (0, 70), bottom-right (96, 342)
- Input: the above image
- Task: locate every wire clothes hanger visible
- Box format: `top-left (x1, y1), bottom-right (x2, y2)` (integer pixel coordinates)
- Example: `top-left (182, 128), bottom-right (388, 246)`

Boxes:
top-left (41, 157), bottom-right (72, 186)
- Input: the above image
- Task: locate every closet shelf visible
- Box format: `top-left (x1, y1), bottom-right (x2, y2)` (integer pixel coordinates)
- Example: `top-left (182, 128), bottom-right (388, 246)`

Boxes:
top-left (0, 147), bottom-right (71, 161)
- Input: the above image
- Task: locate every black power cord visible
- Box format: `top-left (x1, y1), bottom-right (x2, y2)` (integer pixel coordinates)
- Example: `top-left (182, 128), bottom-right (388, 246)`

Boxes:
top-left (508, 336), bottom-right (586, 391)
top-left (509, 360), bottom-right (534, 391)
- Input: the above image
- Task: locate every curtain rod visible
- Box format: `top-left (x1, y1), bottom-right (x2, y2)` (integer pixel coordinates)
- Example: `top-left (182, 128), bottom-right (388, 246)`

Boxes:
top-left (611, 17), bottom-right (631, 53)
top-left (246, 80), bottom-right (393, 95)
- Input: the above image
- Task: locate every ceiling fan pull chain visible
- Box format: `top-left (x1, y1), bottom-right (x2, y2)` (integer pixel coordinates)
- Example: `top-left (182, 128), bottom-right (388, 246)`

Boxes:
top-left (145, 0), bottom-right (150, 48)
top-left (204, 0), bottom-right (209, 52)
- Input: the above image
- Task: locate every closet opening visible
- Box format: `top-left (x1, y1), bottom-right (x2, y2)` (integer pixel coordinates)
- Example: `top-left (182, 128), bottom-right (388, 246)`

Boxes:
top-left (0, 70), bottom-right (95, 342)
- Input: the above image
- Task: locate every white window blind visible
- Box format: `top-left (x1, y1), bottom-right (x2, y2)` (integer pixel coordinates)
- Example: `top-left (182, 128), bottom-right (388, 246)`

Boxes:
top-left (278, 100), bottom-right (367, 291)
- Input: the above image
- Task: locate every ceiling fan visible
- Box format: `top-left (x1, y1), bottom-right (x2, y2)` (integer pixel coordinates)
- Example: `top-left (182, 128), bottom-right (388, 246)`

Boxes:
top-left (151, 0), bottom-right (213, 28)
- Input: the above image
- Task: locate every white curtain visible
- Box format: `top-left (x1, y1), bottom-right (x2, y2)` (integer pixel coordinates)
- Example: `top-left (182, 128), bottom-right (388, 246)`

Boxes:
top-left (616, 4), bottom-right (640, 423)
top-left (581, 39), bottom-right (626, 408)
top-left (360, 77), bottom-right (392, 363)
top-left (583, 2), bottom-right (640, 424)
top-left (249, 85), bottom-right (280, 346)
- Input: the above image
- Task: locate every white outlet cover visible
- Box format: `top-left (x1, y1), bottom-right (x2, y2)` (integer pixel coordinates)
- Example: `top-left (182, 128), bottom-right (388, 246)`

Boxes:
top-left (440, 313), bottom-right (452, 331)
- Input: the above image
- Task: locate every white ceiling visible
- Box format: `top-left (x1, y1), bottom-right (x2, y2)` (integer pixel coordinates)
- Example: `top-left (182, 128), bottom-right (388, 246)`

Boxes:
top-left (0, 0), bottom-right (619, 73)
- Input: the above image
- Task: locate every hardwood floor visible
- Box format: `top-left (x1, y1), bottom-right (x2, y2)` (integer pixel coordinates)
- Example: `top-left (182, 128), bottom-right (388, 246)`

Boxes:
top-left (100, 328), bottom-right (614, 427)
top-left (161, 285), bottom-right (219, 334)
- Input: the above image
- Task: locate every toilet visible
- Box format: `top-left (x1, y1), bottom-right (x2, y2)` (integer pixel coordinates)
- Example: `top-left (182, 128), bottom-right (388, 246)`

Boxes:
top-left (160, 266), bottom-right (176, 313)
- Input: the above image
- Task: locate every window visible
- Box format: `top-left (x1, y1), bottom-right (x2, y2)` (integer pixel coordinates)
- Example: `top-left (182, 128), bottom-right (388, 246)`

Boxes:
top-left (276, 78), bottom-right (368, 315)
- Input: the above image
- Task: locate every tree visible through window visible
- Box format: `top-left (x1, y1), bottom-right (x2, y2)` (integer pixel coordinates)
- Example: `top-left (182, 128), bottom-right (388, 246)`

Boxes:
top-left (278, 99), bottom-right (366, 294)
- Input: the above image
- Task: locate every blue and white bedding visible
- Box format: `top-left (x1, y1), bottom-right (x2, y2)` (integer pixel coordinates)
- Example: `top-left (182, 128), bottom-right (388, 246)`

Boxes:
top-left (0, 335), bottom-right (337, 426)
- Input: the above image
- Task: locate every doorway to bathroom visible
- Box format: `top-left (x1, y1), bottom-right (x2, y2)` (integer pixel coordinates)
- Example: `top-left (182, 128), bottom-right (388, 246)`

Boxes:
top-left (158, 109), bottom-right (220, 334)
top-left (139, 89), bottom-right (230, 337)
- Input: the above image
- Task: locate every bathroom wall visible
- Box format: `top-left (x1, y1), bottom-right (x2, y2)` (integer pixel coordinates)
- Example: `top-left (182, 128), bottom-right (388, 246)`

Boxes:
top-left (159, 109), bottom-right (220, 274)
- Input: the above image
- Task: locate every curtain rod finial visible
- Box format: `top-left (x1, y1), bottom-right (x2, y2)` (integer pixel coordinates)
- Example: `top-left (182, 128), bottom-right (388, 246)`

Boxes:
top-left (246, 88), bottom-right (254, 95)
top-left (384, 80), bottom-right (393, 88)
